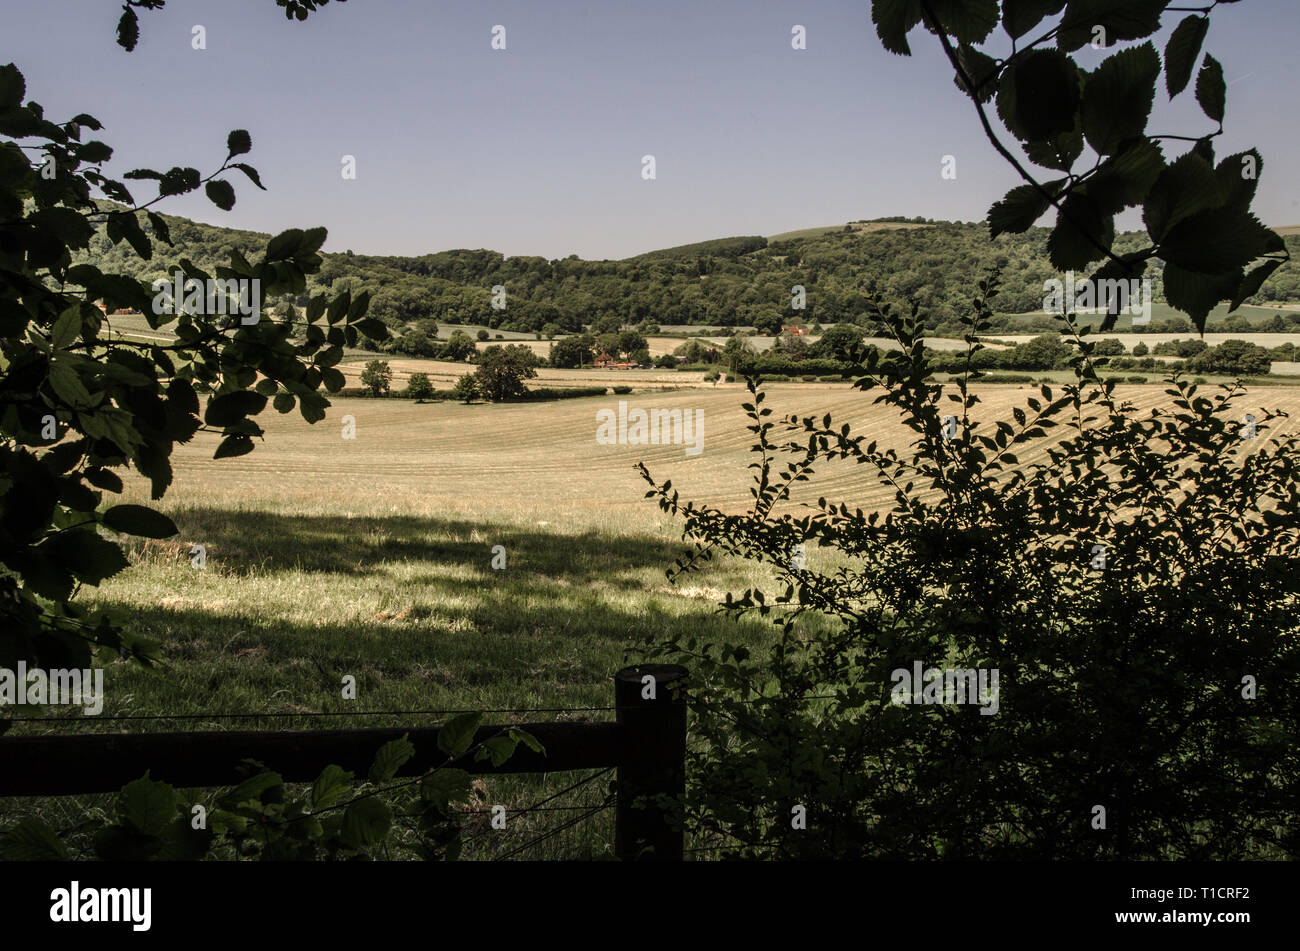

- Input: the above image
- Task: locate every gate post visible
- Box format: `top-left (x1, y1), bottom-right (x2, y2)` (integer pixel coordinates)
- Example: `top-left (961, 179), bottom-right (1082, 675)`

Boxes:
top-left (614, 663), bottom-right (688, 861)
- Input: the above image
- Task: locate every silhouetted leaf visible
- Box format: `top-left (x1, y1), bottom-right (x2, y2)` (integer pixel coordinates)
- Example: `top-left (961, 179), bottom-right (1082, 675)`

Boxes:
top-left (1164, 14), bottom-right (1208, 98)
top-left (1195, 54), bottom-right (1225, 123)
top-left (102, 504), bottom-right (178, 538)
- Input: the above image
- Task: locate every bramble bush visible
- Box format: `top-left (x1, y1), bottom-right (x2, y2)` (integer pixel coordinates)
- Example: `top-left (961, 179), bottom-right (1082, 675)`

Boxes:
top-left (640, 272), bottom-right (1299, 859)
top-left (0, 714), bottom-right (542, 861)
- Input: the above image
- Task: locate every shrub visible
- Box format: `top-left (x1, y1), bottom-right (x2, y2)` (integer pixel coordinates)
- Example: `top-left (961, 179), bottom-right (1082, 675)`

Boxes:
top-left (638, 274), bottom-right (1300, 860)
top-left (1189, 340), bottom-right (1273, 376)
top-left (512, 386), bottom-right (607, 401)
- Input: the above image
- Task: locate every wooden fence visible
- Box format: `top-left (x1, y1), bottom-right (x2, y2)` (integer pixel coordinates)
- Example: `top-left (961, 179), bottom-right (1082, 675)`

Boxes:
top-left (0, 663), bottom-right (688, 860)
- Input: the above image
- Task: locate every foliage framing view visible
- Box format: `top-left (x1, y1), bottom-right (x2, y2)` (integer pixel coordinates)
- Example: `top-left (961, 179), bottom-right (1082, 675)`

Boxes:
top-left (0, 0), bottom-right (386, 673)
top-left (873, 0), bottom-right (1288, 332)
top-left (636, 0), bottom-right (1298, 859)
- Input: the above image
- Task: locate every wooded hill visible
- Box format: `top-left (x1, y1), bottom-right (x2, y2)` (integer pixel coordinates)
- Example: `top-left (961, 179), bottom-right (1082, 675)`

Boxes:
top-left (77, 208), bottom-right (1300, 338)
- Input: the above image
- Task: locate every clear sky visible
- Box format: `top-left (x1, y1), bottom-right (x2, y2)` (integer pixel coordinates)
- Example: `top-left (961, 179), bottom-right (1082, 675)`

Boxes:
top-left (3, 0), bottom-right (1297, 259)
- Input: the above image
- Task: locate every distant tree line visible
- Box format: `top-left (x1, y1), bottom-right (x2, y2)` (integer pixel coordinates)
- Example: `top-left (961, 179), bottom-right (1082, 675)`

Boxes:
top-left (76, 210), bottom-right (1300, 343)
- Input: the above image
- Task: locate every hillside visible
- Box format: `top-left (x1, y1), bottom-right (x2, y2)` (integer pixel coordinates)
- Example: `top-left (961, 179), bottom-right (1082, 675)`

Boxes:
top-left (77, 210), bottom-right (1300, 340)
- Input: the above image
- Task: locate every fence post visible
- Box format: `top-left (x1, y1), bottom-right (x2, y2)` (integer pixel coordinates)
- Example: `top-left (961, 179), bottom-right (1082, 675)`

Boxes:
top-left (614, 663), bottom-right (688, 861)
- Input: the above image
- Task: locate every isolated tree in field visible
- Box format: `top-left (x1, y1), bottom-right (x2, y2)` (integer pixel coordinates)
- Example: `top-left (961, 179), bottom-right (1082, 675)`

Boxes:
top-left (472, 345), bottom-right (537, 401)
top-left (451, 373), bottom-right (479, 403)
top-left (476, 329), bottom-right (489, 341)
top-left (360, 360), bottom-right (392, 396)
top-left (406, 372), bottom-right (434, 400)
top-left (1133, 341), bottom-right (1150, 356)
top-left (440, 330), bottom-right (477, 361)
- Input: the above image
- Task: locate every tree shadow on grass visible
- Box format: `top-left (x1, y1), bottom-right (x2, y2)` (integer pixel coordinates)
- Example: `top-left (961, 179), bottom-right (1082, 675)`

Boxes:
top-left (40, 577), bottom-right (762, 731)
top-left (151, 506), bottom-right (696, 593)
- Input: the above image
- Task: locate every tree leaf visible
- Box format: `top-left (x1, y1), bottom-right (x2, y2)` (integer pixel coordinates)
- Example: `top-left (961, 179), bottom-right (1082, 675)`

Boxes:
top-left (204, 390), bottom-right (268, 427)
top-left (924, 0), bottom-right (999, 45)
top-left (997, 50), bottom-right (1081, 142)
top-left (1164, 15), bottom-right (1208, 99)
top-left (146, 210), bottom-right (172, 245)
top-left (1082, 42), bottom-right (1160, 156)
top-left (0, 817), bottom-right (67, 861)
top-left (0, 63), bottom-right (24, 110)
top-left (1231, 259), bottom-right (1282, 311)
top-left (368, 734), bottom-right (415, 784)
top-left (118, 773), bottom-right (178, 837)
top-left (1195, 54), bottom-right (1225, 123)
top-left (988, 183), bottom-right (1057, 238)
top-left (213, 433), bottom-right (255, 459)
top-left (226, 129), bottom-right (252, 156)
top-left (204, 179), bottom-right (235, 211)
top-left (871, 0), bottom-right (924, 56)
top-left (311, 764), bottom-right (354, 810)
top-left (102, 503), bottom-right (178, 538)
top-left (230, 163), bottom-right (266, 190)
top-left (508, 728), bottom-right (545, 755)
top-left (1057, 0), bottom-right (1168, 53)
top-left (1143, 151), bottom-right (1219, 242)
top-left (419, 768), bottom-right (472, 814)
top-left (340, 796), bottom-right (391, 850)
top-left (1047, 193), bottom-right (1114, 270)
top-left (158, 166), bottom-right (201, 197)
top-left (954, 44), bottom-right (1000, 103)
top-left (1162, 262), bottom-right (1241, 332)
top-left (266, 228), bottom-right (305, 260)
top-left (116, 6), bottom-right (140, 51)
top-left (30, 207), bottom-right (95, 251)
top-left (50, 527), bottom-right (129, 587)
top-left (477, 735), bottom-right (517, 767)
top-left (436, 712), bottom-right (482, 758)
top-left (1002, 0), bottom-right (1066, 40)
top-left (1161, 208), bottom-right (1275, 273)
top-left (48, 360), bottom-right (95, 409)
top-left (50, 306), bottom-right (81, 349)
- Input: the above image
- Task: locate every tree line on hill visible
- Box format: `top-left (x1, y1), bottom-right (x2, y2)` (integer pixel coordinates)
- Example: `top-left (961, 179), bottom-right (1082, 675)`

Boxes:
top-left (76, 208), bottom-right (1300, 345)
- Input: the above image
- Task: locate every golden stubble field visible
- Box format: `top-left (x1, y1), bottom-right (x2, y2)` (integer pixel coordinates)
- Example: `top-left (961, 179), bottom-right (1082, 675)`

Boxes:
top-left (131, 381), bottom-right (1300, 533)
top-left (69, 378), bottom-right (1300, 729)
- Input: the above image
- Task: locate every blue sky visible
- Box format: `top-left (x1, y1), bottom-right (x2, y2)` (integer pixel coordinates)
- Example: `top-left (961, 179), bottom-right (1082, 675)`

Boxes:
top-left (3, 0), bottom-right (1297, 259)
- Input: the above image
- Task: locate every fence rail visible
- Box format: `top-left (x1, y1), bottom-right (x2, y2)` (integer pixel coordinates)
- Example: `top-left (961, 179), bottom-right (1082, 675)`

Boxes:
top-left (0, 663), bottom-right (687, 861)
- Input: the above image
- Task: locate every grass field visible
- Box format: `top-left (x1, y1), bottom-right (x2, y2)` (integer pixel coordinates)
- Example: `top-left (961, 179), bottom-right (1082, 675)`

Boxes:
top-left (10, 379), bottom-right (1300, 856)
top-left (39, 380), bottom-right (1300, 723)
